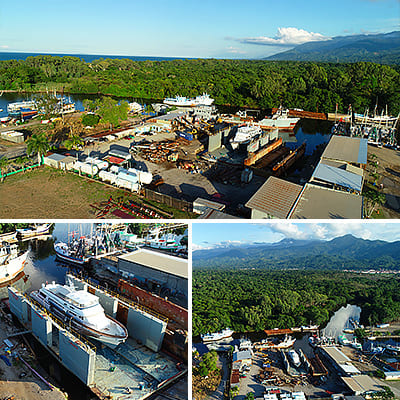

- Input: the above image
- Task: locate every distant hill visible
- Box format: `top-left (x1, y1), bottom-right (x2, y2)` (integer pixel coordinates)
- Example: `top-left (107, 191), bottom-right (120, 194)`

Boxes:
top-left (265, 31), bottom-right (400, 64)
top-left (193, 235), bottom-right (400, 270)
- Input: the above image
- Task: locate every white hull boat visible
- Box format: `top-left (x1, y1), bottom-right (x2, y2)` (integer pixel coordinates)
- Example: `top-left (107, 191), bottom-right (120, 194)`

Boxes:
top-left (0, 243), bottom-right (28, 284)
top-left (201, 328), bottom-right (234, 342)
top-left (31, 282), bottom-right (128, 348)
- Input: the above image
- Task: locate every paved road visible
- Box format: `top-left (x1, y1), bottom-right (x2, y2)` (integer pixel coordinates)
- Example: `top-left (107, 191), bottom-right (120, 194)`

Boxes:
top-left (207, 353), bottom-right (229, 400)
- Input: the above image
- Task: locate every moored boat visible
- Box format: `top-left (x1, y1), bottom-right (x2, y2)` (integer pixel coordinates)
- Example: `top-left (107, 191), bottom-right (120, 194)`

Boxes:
top-left (201, 328), bottom-right (234, 342)
top-left (163, 93), bottom-right (214, 107)
top-left (0, 231), bottom-right (17, 242)
top-left (258, 106), bottom-right (300, 130)
top-left (54, 242), bottom-right (90, 265)
top-left (30, 282), bottom-right (128, 348)
top-left (0, 242), bottom-right (28, 284)
top-left (16, 223), bottom-right (52, 239)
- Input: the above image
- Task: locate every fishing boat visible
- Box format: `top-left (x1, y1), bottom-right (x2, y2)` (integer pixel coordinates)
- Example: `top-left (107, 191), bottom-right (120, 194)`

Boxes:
top-left (163, 93), bottom-right (214, 107)
top-left (7, 100), bottom-right (37, 113)
top-left (258, 106), bottom-right (300, 130)
top-left (54, 242), bottom-right (90, 265)
top-left (144, 227), bottom-right (183, 251)
top-left (0, 242), bottom-right (29, 284)
top-left (255, 335), bottom-right (296, 350)
top-left (338, 334), bottom-right (351, 346)
top-left (201, 328), bottom-right (234, 342)
top-left (16, 223), bottom-right (52, 239)
top-left (30, 282), bottom-right (128, 348)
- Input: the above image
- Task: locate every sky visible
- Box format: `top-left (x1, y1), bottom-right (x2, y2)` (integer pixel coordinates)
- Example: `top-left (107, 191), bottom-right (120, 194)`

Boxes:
top-left (0, 0), bottom-right (398, 59)
top-left (192, 222), bottom-right (400, 251)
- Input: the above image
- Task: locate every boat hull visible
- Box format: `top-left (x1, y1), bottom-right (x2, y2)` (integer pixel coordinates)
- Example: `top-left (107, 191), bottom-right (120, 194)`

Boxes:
top-left (0, 251), bottom-right (28, 284)
top-left (30, 291), bottom-right (127, 348)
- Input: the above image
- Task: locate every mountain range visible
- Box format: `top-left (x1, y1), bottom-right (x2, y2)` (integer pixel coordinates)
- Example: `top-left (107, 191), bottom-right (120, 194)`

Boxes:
top-left (193, 235), bottom-right (400, 270)
top-left (265, 31), bottom-right (400, 64)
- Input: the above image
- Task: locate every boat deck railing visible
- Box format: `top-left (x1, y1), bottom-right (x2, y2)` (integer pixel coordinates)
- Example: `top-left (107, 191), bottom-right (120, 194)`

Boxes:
top-left (67, 271), bottom-right (169, 323)
top-left (23, 293), bottom-right (96, 352)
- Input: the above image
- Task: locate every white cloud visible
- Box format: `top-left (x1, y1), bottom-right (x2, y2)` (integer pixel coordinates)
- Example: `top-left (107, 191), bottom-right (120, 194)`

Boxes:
top-left (237, 27), bottom-right (329, 47)
top-left (269, 222), bottom-right (305, 239)
top-left (0, 45), bottom-right (9, 49)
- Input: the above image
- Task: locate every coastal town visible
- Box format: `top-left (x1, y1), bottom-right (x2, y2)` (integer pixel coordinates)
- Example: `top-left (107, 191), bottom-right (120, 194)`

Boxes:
top-left (193, 321), bottom-right (400, 400)
top-left (0, 223), bottom-right (188, 400)
top-left (0, 92), bottom-right (399, 219)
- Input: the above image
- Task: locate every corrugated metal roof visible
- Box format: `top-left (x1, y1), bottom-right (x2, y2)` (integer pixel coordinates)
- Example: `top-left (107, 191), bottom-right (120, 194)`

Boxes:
top-left (45, 153), bottom-right (66, 161)
top-left (290, 184), bottom-right (363, 219)
top-left (342, 375), bottom-right (382, 393)
top-left (232, 350), bottom-right (252, 362)
top-left (311, 163), bottom-right (363, 192)
top-left (322, 136), bottom-right (368, 165)
top-left (322, 346), bottom-right (351, 364)
top-left (246, 177), bottom-right (303, 219)
top-left (118, 248), bottom-right (188, 279)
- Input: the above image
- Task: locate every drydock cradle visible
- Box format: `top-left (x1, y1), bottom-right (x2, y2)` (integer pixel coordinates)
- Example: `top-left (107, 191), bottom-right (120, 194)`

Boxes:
top-left (8, 274), bottom-right (186, 400)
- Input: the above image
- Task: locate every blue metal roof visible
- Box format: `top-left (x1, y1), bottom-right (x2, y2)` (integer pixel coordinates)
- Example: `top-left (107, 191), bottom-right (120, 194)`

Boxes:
top-left (312, 163), bottom-right (363, 192)
top-left (358, 138), bottom-right (368, 164)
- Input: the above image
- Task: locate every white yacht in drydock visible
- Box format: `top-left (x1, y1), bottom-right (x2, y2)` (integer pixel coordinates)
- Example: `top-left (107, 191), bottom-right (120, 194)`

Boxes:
top-left (230, 124), bottom-right (263, 149)
top-left (201, 328), bottom-right (234, 342)
top-left (0, 242), bottom-right (28, 284)
top-left (31, 282), bottom-right (128, 348)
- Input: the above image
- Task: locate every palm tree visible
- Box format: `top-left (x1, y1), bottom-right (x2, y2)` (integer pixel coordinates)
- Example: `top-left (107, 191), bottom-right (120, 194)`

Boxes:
top-left (26, 133), bottom-right (50, 165)
top-left (63, 134), bottom-right (83, 151)
top-left (0, 156), bottom-right (9, 178)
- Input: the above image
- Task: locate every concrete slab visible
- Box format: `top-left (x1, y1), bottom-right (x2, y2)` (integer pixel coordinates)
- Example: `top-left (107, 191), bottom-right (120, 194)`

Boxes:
top-left (92, 337), bottom-right (182, 400)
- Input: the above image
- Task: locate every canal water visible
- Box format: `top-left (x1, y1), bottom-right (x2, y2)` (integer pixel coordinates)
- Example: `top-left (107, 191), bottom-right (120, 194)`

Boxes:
top-left (0, 223), bottom-right (96, 299)
top-left (0, 93), bottom-right (332, 155)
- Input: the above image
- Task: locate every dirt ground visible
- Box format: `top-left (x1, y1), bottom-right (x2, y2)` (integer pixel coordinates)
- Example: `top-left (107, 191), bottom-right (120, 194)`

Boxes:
top-left (0, 314), bottom-right (66, 400)
top-left (0, 167), bottom-right (194, 219)
top-left (366, 145), bottom-right (400, 218)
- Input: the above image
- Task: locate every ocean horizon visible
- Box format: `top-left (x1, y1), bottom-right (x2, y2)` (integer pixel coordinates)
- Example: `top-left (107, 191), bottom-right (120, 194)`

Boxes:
top-left (0, 51), bottom-right (190, 62)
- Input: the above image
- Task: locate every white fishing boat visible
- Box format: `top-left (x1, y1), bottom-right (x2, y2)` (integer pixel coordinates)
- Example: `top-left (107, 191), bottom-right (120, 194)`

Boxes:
top-left (0, 242), bottom-right (28, 284)
top-left (16, 223), bottom-right (52, 239)
top-left (163, 93), bottom-right (214, 107)
top-left (31, 282), bottom-right (128, 348)
top-left (54, 242), bottom-right (90, 265)
top-left (145, 227), bottom-right (183, 251)
top-left (258, 106), bottom-right (300, 130)
top-left (275, 335), bottom-right (296, 349)
top-left (201, 328), bottom-right (234, 342)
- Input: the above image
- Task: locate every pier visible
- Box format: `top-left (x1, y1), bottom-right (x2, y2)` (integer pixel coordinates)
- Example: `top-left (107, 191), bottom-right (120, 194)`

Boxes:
top-left (7, 274), bottom-right (186, 400)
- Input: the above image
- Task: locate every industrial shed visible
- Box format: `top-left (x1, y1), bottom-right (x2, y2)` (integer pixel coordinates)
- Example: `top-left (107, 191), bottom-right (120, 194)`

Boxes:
top-left (246, 176), bottom-right (303, 219)
top-left (321, 136), bottom-right (368, 168)
top-left (310, 162), bottom-right (363, 194)
top-left (117, 248), bottom-right (188, 298)
top-left (290, 184), bottom-right (363, 219)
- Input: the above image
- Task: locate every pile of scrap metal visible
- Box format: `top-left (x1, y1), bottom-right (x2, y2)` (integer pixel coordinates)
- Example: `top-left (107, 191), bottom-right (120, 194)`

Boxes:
top-left (204, 164), bottom-right (243, 185)
top-left (130, 140), bottom-right (183, 164)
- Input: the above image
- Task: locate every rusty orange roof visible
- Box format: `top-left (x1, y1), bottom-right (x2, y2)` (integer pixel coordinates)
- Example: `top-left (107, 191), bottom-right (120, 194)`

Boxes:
top-left (246, 176), bottom-right (302, 219)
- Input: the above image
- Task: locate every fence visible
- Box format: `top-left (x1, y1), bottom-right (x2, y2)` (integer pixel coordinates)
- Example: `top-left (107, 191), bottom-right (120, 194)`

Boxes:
top-left (144, 189), bottom-right (193, 212)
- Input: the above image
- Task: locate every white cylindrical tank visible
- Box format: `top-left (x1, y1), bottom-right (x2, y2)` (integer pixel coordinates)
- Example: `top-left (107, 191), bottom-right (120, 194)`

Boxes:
top-left (99, 170), bottom-right (116, 183)
top-left (128, 168), bottom-right (153, 184)
top-left (80, 163), bottom-right (99, 176)
top-left (118, 171), bottom-right (138, 183)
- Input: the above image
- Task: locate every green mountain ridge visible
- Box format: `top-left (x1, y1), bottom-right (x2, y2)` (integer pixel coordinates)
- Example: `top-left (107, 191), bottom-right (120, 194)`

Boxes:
top-left (266, 31), bottom-right (400, 64)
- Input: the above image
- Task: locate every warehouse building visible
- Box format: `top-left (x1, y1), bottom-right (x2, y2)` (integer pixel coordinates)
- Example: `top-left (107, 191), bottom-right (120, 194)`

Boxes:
top-left (117, 248), bottom-right (188, 299)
